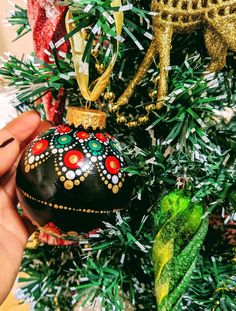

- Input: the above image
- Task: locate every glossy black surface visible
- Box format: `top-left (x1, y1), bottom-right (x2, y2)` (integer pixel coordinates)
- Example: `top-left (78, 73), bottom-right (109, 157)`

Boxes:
top-left (16, 124), bottom-right (133, 235)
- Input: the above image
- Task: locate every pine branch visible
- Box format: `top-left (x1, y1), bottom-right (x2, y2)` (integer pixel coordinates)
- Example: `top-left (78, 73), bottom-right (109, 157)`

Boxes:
top-left (124, 54), bottom-right (236, 213)
top-left (182, 253), bottom-right (236, 310)
top-left (63, 0), bottom-right (152, 63)
top-left (0, 53), bottom-right (78, 108)
top-left (7, 5), bottom-right (31, 40)
top-left (18, 214), bottom-right (156, 310)
top-left (2, 2), bottom-right (236, 309)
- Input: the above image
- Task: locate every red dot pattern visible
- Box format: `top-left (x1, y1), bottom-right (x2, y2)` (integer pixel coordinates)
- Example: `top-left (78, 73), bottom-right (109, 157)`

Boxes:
top-left (57, 125), bottom-right (71, 134)
top-left (105, 156), bottom-right (121, 175)
top-left (77, 131), bottom-right (89, 139)
top-left (32, 139), bottom-right (49, 155)
top-left (104, 132), bottom-right (114, 140)
top-left (96, 133), bottom-right (107, 143)
top-left (64, 150), bottom-right (85, 169)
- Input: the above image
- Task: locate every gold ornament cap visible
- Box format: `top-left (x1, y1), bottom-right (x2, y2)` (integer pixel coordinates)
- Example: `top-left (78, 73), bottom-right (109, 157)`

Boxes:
top-left (66, 106), bottom-right (107, 130)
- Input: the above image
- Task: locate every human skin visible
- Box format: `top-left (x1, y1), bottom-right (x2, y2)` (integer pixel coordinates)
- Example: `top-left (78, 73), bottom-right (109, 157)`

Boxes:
top-left (0, 111), bottom-right (50, 304)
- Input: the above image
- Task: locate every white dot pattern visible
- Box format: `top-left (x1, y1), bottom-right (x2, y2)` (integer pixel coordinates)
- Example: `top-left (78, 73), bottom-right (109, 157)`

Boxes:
top-left (24, 126), bottom-right (127, 193)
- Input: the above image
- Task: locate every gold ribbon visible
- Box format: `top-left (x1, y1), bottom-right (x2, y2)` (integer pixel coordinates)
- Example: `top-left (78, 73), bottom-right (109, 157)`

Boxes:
top-left (66, 0), bottom-right (123, 102)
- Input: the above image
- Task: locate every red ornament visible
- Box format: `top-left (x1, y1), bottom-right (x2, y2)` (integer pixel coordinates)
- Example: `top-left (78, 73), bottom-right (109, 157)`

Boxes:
top-left (43, 89), bottom-right (66, 125)
top-left (38, 223), bottom-right (77, 245)
top-left (27, 0), bottom-right (69, 62)
top-left (27, 0), bottom-right (70, 124)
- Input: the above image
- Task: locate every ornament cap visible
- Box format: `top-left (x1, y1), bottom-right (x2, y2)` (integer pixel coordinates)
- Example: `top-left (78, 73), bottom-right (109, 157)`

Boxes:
top-left (66, 107), bottom-right (107, 130)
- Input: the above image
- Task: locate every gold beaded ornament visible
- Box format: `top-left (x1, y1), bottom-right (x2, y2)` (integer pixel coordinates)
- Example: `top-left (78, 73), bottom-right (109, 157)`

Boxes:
top-left (110, 0), bottom-right (236, 127)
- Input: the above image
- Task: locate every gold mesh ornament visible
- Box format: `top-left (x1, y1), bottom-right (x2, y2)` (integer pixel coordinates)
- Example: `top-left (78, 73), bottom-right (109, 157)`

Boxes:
top-left (115, 0), bottom-right (236, 116)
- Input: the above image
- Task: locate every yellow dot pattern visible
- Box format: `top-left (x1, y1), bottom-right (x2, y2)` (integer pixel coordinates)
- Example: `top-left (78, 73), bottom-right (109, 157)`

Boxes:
top-left (54, 159), bottom-right (90, 190)
top-left (22, 131), bottom-right (127, 195)
top-left (24, 138), bottom-right (51, 174)
top-left (96, 164), bottom-right (124, 194)
top-left (18, 188), bottom-right (123, 215)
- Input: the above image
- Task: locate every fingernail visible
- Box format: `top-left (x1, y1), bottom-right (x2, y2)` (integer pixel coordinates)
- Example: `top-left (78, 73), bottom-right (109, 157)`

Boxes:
top-left (0, 137), bottom-right (15, 148)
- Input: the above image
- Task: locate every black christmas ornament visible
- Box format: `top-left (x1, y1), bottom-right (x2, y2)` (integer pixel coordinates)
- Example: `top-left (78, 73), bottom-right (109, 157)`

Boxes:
top-left (16, 107), bottom-right (133, 238)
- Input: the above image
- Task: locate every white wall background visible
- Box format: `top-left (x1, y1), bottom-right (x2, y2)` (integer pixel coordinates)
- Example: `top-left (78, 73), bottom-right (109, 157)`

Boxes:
top-left (0, 2), bottom-right (30, 125)
top-left (0, 0), bottom-right (33, 57)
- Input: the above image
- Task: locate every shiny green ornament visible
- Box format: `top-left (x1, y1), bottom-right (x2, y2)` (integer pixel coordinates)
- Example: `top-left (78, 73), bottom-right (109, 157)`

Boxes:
top-left (152, 190), bottom-right (208, 311)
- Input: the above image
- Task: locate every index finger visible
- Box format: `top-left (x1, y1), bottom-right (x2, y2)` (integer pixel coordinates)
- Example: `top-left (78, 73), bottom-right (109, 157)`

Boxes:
top-left (0, 111), bottom-right (41, 176)
top-left (21, 120), bottom-right (53, 150)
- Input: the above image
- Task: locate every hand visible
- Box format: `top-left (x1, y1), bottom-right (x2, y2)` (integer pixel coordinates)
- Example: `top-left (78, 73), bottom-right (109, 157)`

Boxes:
top-left (0, 111), bottom-right (51, 304)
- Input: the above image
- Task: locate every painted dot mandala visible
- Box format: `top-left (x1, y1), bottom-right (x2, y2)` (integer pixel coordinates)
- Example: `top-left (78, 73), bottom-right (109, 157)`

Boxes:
top-left (16, 122), bottom-right (133, 236)
top-left (23, 126), bottom-right (126, 193)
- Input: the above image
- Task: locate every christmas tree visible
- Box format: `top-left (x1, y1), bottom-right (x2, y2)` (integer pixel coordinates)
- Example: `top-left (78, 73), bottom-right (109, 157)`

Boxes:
top-left (1, 0), bottom-right (236, 310)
